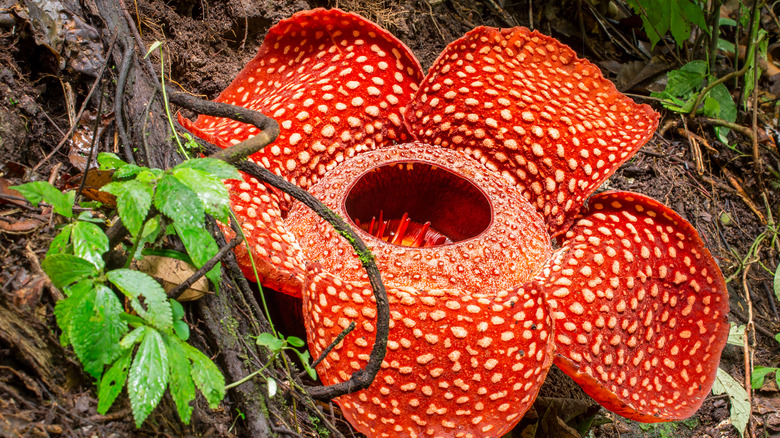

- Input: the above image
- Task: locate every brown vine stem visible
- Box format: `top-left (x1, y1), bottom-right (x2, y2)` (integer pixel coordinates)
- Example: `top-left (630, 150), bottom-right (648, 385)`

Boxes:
top-left (171, 96), bottom-right (390, 401)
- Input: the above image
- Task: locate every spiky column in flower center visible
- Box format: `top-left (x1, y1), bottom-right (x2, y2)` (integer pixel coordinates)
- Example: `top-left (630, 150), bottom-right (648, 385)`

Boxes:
top-left (346, 162), bottom-right (493, 248)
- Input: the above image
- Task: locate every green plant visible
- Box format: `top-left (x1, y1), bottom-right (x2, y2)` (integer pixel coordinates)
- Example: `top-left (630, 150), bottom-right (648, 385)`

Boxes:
top-left (751, 366), bottom-right (780, 389)
top-left (12, 153), bottom-right (239, 427)
top-left (624, 0), bottom-right (708, 48)
top-left (651, 60), bottom-right (736, 143)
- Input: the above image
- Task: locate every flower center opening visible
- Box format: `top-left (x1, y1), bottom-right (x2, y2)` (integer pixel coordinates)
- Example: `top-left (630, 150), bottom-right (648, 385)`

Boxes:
top-left (344, 162), bottom-right (492, 247)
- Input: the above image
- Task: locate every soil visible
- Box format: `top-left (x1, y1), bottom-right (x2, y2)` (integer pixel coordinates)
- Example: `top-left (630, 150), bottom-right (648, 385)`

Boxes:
top-left (1, 0), bottom-right (779, 437)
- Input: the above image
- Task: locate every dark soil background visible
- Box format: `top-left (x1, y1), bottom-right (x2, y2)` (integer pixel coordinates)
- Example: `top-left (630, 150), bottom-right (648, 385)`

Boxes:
top-left (1, 0), bottom-right (779, 437)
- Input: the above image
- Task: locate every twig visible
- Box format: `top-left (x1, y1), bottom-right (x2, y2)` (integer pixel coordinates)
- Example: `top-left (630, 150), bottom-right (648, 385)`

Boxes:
top-left (114, 37), bottom-right (136, 164)
top-left (306, 321), bottom-right (356, 374)
top-left (741, 264), bottom-right (755, 438)
top-left (75, 80), bottom-right (107, 203)
top-left (166, 233), bottom-right (243, 299)
top-left (32, 32), bottom-right (119, 173)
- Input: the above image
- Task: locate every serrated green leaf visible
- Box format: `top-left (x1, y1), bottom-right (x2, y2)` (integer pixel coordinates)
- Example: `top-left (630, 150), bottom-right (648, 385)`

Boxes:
top-left (115, 164), bottom-right (145, 180)
top-left (751, 366), bottom-right (778, 389)
top-left (712, 367), bottom-right (750, 437)
top-left (255, 332), bottom-right (285, 352)
top-left (102, 180), bottom-right (153, 237)
top-left (97, 347), bottom-right (132, 414)
top-left (172, 167), bottom-right (231, 223)
top-left (71, 221), bottom-right (109, 270)
top-left (183, 343), bottom-right (225, 408)
top-left (175, 158), bottom-right (240, 180)
top-left (70, 284), bottom-right (127, 378)
top-left (42, 254), bottom-right (99, 289)
top-left (164, 335), bottom-right (196, 424)
top-left (127, 328), bottom-right (168, 428)
top-left (53, 280), bottom-right (94, 345)
top-left (154, 174), bottom-right (204, 228)
top-left (107, 269), bottom-right (172, 331)
top-left (97, 152), bottom-right (128, 170)
top-left (174, 223), bottom-right (220, 291)
top-left (12, 181), bottom-right (74, 217)
top-left (286, 336), bottom-right (305, 348)
top-left (120, 326), bottom-right (147, 349)
top-left (47, 224), bottom-right (74, 257)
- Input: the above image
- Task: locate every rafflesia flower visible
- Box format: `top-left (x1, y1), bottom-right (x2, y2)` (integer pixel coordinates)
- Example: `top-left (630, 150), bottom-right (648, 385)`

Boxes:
top-left (180, 8), bottom-right (729, 438)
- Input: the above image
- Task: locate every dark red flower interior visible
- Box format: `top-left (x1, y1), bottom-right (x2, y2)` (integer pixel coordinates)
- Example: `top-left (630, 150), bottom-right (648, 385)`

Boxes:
top-left (345, 162), bottom-right (492, 246)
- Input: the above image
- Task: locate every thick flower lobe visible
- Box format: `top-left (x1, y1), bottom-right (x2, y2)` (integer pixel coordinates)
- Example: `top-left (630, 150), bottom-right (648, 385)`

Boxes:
top-left (178, 8), bottom-right (424, 293)
top-left (541, 192), bottom-right (729, 421)
top-left (304, 265), bottom-right (553, 438)
top-left (406, 26), bottom-right (659, 237)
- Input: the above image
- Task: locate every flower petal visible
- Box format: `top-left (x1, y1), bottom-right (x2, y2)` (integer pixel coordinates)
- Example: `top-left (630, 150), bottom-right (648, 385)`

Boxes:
top-left (541, 191), bottom-right (729, 421)
top-left (225, 176), bottom-right (305, 296)
top-left (285, 143), bottom-right (551, 294)
top-left (304, 264), bottom-right (553, 437)
top-left (180, 8), bottom-right (424, 190)
top-left (405, 27), bottom-right (659, 237)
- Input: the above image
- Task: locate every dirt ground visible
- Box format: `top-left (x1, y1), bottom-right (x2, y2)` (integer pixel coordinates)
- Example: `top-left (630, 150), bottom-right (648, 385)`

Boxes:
top-left (1, 0), bottom-right (779, 437)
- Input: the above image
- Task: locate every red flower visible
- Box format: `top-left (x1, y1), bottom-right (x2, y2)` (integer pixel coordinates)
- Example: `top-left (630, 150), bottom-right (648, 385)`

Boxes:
top-left (181, 9), bottom-right (729, 437)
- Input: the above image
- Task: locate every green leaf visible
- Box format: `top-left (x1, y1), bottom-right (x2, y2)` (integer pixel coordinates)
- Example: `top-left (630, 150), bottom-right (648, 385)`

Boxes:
top-left (141, 248), bottom-right (192, 264)
top-left (727, 324), bottom-right (745, 347)
top-left (174, 223), bottom-right (220, 291)
top-left (751, 366), bottom-right (778, 389)
top-left (127, 328), bottom-right (169, 428)
top-left (107, 269), bottom-right (172, 331)
top-left (154, 174), bottom-right (204, 228)
top-left (174, 320), bottom-right (190, 341)
top-left (164, 335), bottom-right (196, 424)
top-left (286, 336), bottom-right (306, 348)
top-left (69, 284), bottom-right (127, 378)
top-left (183, 343), bottom-right (225, 408)
top-left (42, 254), bottom-right (99, 289)
top-left (47, 224), bottom-right (74, 256)
top-left (13, 181), bottom-right (73, 217)
top-left (97, 152), bottom-right (128, 170)
top-left (712, 367), bottom-right (750, 437)
top-left (773, 264), bottom-right (780, 304)
top-left (708, 83), bottom-right (736, 143)
top-left (120, 326), bottom-right (147, 349)
top-left (145, 41), bottom-right (162, 58)
top-left (53, 280), bottom-right (94, 345)
top-left (172, 167), bottom-right (231, 223)
top-left (114, 164), bottom-right (145, 180)
top-left (102, 180), bottom-right (154, 237)
top-left (293, 350), bottom-right (317, 380)
top-left (267, 376), bottom-right (277, 398)
top-left (71, 221), bottom-right (109, 270)
top-left (255, 332), bottom-right (285, 352)
top-left (175, 158), bottom-right (240, 180)
top-left (171, 300), bottom-right (189, 341)
top-left (97, 347), bottom-right (132, 414)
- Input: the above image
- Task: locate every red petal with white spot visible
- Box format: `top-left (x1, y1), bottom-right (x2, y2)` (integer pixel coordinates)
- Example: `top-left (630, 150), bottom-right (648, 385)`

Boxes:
top-left (180, 8), bottom-right (424, 191)
top-left (304, 264), bottom-right (553, 437)
top-left (541, 191), bottom-right (729, 421)
top-left (405, 27), bottom-right (659, 237)
top-left (285, 143), bottom-right (552, 294)
top-left (224, 176), bottom-right (305, 296)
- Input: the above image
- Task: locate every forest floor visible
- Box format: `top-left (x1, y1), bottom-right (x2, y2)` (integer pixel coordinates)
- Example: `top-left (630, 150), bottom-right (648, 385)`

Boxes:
top-left (0, 0), bottom-right (779, 437)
